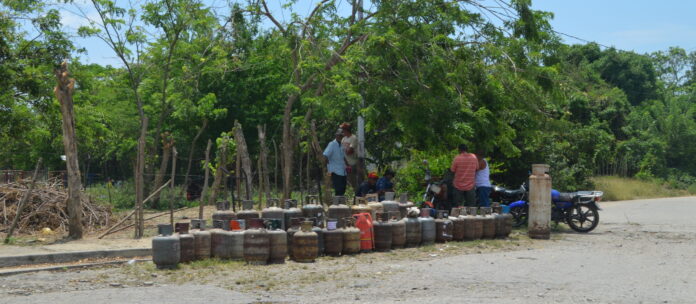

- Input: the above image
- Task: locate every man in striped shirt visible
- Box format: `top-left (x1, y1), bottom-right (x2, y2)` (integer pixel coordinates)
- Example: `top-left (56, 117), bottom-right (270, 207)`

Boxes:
top-left (450, 144), bottom-right (479, 207)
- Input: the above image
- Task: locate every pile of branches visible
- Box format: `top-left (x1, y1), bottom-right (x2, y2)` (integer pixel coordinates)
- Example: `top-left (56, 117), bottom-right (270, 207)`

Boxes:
top-left (0, 179), bottom-right (111, 234)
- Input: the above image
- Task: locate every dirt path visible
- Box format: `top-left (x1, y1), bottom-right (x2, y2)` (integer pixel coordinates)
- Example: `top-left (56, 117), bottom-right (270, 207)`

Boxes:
top-left (1, 196), bottom-right (695, 304)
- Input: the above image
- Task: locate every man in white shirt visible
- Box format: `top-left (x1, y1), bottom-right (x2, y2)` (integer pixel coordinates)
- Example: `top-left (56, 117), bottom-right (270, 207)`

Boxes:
top-left (323, 128), bottom-right (347, 195)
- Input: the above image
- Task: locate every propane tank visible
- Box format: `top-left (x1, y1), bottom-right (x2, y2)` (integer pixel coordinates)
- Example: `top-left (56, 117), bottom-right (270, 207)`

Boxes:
top-left (212, 201), bottom-right (236, 226)
top-left (493, 206), bottom-right (513, 238)
top-left (286, 218), bottom-right (303, 260)
top-left (390, 211), bottom-right (406, 249)
top-left (328, 196), bottom-right (352, 229)
top-left (265, 219), bottom-right (287, 264)
top-left (418, 208), bottom-right (436, 245)
top-left (237, 200), bottom-right (260, 222)
top-left (380, 192), bottom-right (400, 218)
top-left (210, 220), bottom-right (233, 259)
top-left (480, 207), bottom-right (497, 239)
top-left (465, 207), bottom-right (484, 240)
top-left (243, 218), bottom-right (270, 265)
top-left (450, 207), bottom-right (466, 241)
top-left (351, 197), bottom-right (372, 215)
top-left (191, 219), bottom-right (211, 260)
top-left (152, 225), bottom-right (180, 269)
top-left (175, 223), bottom-right (194, 263)
top-left (366, 194), bottom-right (383, 220)
top-left (262, 198), bottom-right (285, 231)
top-left (435, 210), bottom-right (453, 243)
top-left (405, 208), bottom-right (422, 247)
top-left (292, 221), bottom-right (318, 262)
top-left (302, 195), bottom-right (325, 228)
top-left (373, 212), bottom-right (393, 252)
top-left (323, 218), bottom-right (344, 256)
top-left (398, 194), bottom-right (415, 219)
top-left (283, 199), bottom-right (302, 231)
top-left (353, 212), bottom-right (374, 252)
top-left (229, 220), bottom-right (245, 260)
top-left (310, 217), bottom-right (325, 256)
top-left (342, 217), bottom-right (361, 255)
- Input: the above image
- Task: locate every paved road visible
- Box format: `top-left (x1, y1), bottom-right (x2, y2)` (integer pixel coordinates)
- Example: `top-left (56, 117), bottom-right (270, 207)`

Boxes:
top-left (1, 196), bottom-right (695, 303)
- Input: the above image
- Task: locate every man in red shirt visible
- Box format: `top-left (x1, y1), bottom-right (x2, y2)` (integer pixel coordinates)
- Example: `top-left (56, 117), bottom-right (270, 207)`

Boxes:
top-left (450, 144), bottom-right (479, 207)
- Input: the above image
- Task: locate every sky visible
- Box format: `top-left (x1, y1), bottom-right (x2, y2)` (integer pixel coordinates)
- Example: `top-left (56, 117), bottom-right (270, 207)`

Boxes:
top-left (52, 0), bottom-right (696, 66)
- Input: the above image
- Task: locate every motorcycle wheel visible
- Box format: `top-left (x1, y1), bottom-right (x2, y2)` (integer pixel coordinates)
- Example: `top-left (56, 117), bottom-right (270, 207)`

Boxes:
top-left (510, 206), bottom-right (528, 228)
top-left (565, 204), bottom-right (599, 233)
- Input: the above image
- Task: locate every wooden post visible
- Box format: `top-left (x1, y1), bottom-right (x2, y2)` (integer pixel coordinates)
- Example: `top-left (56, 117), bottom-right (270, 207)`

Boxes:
top-left (199, 139), bottom-right (212, 220)
top-left (54, 61), bottom-right (84, 240)
top-left (208, 135), bottom-right (229, 208)
top-left (235, 152), bottom-right (241, 211)
top-left (234, 121), bottom-right (253, 201)
top-left (4, 158), bottom-right (42, 243)
top-left (135, 116), bottom-right (148, 238)
top-left (169, 147), bottom-right (177, 226)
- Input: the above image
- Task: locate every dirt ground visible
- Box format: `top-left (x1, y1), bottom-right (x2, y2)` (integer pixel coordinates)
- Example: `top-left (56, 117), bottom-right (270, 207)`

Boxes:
top-left (1, 196), bottom-right (695, 303)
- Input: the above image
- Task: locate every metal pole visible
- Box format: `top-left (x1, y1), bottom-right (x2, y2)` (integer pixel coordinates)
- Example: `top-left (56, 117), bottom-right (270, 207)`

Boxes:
top-left (528, 164), bottom-right (551, 239)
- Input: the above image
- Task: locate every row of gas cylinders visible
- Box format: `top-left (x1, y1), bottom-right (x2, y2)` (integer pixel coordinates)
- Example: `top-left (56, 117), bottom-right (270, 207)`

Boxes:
top-left (152, 196), bottom-right (513, 269)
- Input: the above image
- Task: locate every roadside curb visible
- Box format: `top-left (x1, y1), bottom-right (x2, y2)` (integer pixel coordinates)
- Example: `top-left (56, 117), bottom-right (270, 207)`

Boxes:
top-left (0, 248), bottom-right (151, 268)
top-left (0, 259), bottom-right (152, 277)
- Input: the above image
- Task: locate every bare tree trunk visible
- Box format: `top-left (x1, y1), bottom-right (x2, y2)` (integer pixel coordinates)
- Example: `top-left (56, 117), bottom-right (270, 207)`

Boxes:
top-left (135, 117), bottom-right (148, 238)
top-left (169, 147), bottom-right (177, 226)
top-left (258, 125), bottom-right (271, 203)
top-left (309, 120), bottom-right (333, 205)
top-left (234, 121), bottom-right (253, 200)
top-left (152, 132), bottom-right (174, 207)
top-left (208, 136), bottom-right (229, 207)
top-left (183, 119), bottom-right (207, 188)
top-left (54, 61), bottom-right (84, 240)
top-left (199, 139), bottom-right (212, 220)
top-left (272, 139), bottom-right (278, 195)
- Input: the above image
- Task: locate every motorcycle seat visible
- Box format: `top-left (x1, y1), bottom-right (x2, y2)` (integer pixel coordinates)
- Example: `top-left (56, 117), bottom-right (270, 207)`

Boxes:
top-left (503, 189), bottom-right (525, 197)
top-left (557, 192), bottom-right (578, 202)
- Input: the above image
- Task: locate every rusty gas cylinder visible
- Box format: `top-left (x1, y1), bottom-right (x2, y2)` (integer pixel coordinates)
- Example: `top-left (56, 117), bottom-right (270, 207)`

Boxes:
top-left (237, 200), bottom-right (260, 222)
top-left (351, 197), bottom-right (372, 215)
top-left (191, 219), bottom-right (211, 260)
top-left (265, 219), bottom-right (287, 264)
top-left (342, 217), bottom-right (361, 254)
top-left (210, 220), bottom-right (232, 259)
top-left (152, 228), bottom-right (180, 269)
top-left (175, 223), bottom-right (195, 263)
top-left (310, 218), bottom-right (325, 256)
top-left (212, 201), bottom-right (236, 226)
top-left (450, 208), bottom-right (466, 241)
top-left (419, 208), bottom-right (436, 245)
top-left (405, 213), bottom-right (422, 247)
top-left (302, 196), bottom-right (325, 228)
top-left (243, 218), bottom-right (270, 265)
top-left (398, 194), bottom-right (414, 219)
top-left (328, 196), bottom-right (352, 229)
top-left (323, 218), bottom-right (344, 256)
top-left (366, 194), bottom-right (383, 220)
top-left (373, 212), bottom-right (393, 252)
top-left (380, 192), bottom-right (400, 218)
top-left (390, 212), bottom-right (406, 249)
top-left (292, 221), bottom-right (319, 263)
top-left (435, 210), bottom-right (453, 243)
top-left (464, 207), bottom-right (483, 240)
top-left (283, 199), bottom-right (302, 231)
top-left (262, 199), bottom-right (285, 231)
top-left (229, 220), bottom-right (245, 260)
top-left (493, 206), bottom-right (513, 238)
top-left (480, 207), bottom-right (497, 239)
top-left (286, 218), bottom-right (303, 259)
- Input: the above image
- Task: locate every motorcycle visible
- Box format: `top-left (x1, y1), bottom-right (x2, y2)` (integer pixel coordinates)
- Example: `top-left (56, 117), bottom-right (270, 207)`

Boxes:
top-left (494, 184), bottom-right (603, 233)
top-left (421, 160), bottom-right (452, 211)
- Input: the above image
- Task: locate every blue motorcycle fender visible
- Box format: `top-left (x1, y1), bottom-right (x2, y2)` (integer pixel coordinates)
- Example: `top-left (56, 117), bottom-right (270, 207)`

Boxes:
top-left (508, 200), bottom-right (527, 208)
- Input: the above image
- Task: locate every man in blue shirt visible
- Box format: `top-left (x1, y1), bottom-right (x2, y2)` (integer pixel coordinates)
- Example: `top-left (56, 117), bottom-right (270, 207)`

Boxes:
top-left (323, 129), bottom-right (347, 196)
top-left (376, 169), bottom-right (395, 201)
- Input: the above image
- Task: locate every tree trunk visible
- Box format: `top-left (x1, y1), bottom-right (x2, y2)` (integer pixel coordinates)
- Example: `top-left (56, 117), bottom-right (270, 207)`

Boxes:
top-left (183, 119), bottom-right (207, 188)
top-left (258, 125), bottom-right (271, 203)
top-left (54, 61), bottom-right (83, 240)
top-left (281, 94), bottom-right (299, 200)
top-left (199, 139), bottom-right (212, 220)
top-left (152, 132), bottom-right (174, 207)
top-left (234, 121), bottom-right (253, 200)
top-left (169, 147), bottom-right (177, 226)
top-left (135, 117), bottom-right (148, 238)
top-left (207, 137), bottom-right (228, 208)
top-left (309, 120), bottom-right (333, 206)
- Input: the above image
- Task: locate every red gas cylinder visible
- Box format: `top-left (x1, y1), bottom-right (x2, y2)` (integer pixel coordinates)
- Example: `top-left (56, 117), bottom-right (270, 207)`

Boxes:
top-left (353, 212), bottom-right (374, 252)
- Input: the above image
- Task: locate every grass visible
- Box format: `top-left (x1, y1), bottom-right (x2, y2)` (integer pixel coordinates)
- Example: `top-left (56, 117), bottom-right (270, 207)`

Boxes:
top-left (591, 176), bottom-right (693, 201)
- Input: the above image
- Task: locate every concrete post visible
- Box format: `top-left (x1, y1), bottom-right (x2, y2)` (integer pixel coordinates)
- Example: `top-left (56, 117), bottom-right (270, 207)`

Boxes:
top-left (528, 164), bottom-right (551, 239)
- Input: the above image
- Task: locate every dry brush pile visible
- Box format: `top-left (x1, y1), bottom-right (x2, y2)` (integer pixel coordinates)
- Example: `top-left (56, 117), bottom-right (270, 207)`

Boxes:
top-left (0, 179), bottom-right (111, 235)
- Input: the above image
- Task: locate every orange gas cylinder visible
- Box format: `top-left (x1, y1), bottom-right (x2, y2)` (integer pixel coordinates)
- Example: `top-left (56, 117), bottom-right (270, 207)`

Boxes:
top-left (353, 212), bottom-right (374, 252)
